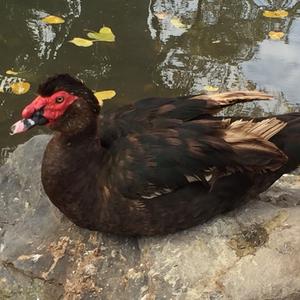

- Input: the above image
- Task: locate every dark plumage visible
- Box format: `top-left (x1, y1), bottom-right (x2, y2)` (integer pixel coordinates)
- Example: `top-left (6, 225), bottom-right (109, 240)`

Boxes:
top-left (11, 74), bottom-right (300, 235)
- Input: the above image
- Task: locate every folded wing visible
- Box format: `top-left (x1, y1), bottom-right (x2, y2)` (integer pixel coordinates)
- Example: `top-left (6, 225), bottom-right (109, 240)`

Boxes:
top-left (103, 116), bottom-right (287, 200)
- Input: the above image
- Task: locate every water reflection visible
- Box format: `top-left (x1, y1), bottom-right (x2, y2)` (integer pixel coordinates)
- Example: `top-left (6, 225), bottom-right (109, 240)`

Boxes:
top-left (149, 0), bottom-right (300, 114)
top-left (148, 0), bottom-right (198, 42)
top-left (26, 1), bottom-right (81, 61)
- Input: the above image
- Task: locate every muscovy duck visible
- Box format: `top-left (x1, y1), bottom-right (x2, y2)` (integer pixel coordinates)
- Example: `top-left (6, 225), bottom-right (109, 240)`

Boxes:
top-left (11, 74), bottom-right (300, 235)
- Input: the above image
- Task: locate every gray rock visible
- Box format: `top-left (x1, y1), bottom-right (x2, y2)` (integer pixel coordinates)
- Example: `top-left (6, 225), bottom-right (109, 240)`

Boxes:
top-left (0, 135), bottom-right (299, 300)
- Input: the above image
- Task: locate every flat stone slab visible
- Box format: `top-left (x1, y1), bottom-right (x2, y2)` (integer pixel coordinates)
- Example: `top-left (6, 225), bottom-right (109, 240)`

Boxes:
top-left (0, 135), bottom-right (299, 299)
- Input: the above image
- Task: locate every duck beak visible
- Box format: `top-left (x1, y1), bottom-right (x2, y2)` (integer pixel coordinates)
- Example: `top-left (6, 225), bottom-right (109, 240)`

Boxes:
top-left (10, 108), bottom-right (48, 135)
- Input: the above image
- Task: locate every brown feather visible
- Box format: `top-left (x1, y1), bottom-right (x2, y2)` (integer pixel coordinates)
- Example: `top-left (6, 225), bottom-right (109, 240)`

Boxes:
top-left (227, 118), bottom-right (287, 140)
top-left (191, 91), bottom-right (273, 114)
top-left (224, 118), bottom-right (288, 172)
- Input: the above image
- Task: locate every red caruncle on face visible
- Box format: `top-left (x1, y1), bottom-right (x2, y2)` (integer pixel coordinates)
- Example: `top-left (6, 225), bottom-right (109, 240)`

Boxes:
top-left (22, 91), bottom-right (78, 124)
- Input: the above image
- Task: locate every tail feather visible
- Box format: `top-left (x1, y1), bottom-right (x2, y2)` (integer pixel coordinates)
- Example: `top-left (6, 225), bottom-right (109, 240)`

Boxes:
top-left (228, 118), bottom-right (287, 141)
top-left (249, 113), bottom-right (300, 195)
top-left (271, 113), bottom-right (300, 170)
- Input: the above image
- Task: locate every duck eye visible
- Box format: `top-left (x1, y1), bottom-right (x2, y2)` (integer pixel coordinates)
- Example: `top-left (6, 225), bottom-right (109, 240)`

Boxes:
top-left (55, 96), bottom-right (64, 103)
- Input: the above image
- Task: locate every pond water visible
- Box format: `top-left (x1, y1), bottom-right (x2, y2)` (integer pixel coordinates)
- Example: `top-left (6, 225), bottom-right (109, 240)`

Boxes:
top-left (0, 0), bottom-right (300, 164)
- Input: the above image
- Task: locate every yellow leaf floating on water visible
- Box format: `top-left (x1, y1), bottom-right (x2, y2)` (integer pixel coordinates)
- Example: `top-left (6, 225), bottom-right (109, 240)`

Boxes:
top-left (170, 17), bottom-right (187, 28)
top-left (263, 10), bottom-right (288, 18)
top-left (10, 82), bottom-right (30, 95)
top-left (41, 15), bottom-right (65, 24)
top-left (268, 31), bottom-right (284, 40)
top-left (6, 70), bottom-right (19, 75)
top-left (204, 85), bottom-right (219, 92)
top-left (94, 90), bottom-right (116, 102)
top-left (69, 37), bottom-right (94, 47)
top-left (87, 26), bottom-right (116, 42)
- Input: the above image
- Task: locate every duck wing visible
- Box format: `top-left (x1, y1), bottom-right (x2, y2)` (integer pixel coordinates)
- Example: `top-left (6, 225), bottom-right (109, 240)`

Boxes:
top-left (100, 91), bottom-right (272, 147)
top-left (103, 117), bottom-right (287, 200)
top-left (121, 91), bottom-right (273, 120)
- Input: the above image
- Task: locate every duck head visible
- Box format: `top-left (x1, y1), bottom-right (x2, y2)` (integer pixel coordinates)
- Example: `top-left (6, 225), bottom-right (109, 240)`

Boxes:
top-left (11, 74), bottom-right (100, 135)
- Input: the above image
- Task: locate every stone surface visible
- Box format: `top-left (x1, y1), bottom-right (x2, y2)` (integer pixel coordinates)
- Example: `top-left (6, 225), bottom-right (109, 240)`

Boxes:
top-left (0, 135), bottom-right (299, 300)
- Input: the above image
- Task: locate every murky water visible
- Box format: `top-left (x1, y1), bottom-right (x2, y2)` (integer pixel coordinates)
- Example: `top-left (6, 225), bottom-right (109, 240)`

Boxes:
top-left (0, 0), bottom-right (300, 164)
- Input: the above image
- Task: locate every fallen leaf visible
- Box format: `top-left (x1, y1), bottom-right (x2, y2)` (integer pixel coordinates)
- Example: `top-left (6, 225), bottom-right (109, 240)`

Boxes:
top-left (69, 37), bottom-right (94, 47)
top-left (268, 31), bottom-right (284, 40)
top-left (86, 32), bottom-right (102, 40)
top-left (10, 82), bottom-right (30, 95)
top-left (41, 15), bottom-right (65, 24)
top-left (204, 85), bottom-right (219, 92)
top-left (6, 70), bottom-right (19, 75)
top-left (94, 90), bottom-right (116, 102)
top-left (154, 12), bottom-right (168, 20)
top-left (170, 17), bottom-right (187, 29)
top-left (87, 26), bottom-right (115, 42)
top-left (263, 10), bottom-right (288, 18)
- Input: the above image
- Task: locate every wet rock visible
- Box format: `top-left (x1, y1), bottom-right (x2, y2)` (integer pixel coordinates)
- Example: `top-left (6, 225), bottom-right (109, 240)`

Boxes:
top-left (0, 135), bottom-right (299, 300)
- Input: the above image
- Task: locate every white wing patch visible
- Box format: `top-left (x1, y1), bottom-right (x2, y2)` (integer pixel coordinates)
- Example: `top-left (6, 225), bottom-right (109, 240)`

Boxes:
top-left (141, 188), bottom-right (173, 199)
top-left (140, 173), bottom-right (213, 200)
top-left (185, 175), bottom-right (202, 183)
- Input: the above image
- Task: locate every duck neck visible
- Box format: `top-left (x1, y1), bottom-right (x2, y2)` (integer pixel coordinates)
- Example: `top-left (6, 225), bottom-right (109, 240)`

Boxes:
top-left (41, 121), bottom-right (104, 227)
top-left (61, 117), bottom-right (99, 144)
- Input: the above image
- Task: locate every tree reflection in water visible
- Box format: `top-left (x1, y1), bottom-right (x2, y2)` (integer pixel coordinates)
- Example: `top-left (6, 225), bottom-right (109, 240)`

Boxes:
top-left (148, 0), bottom-right (300, 115)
